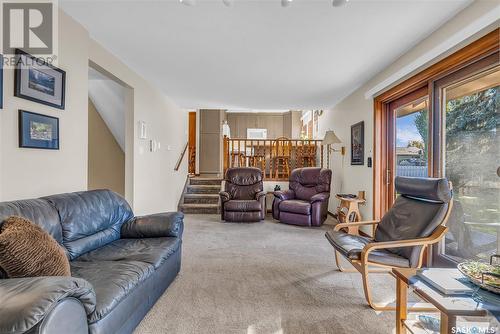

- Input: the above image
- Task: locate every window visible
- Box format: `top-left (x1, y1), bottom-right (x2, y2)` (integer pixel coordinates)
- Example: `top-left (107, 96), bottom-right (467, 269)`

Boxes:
top-left (439, 67), bottom-right (500, 263)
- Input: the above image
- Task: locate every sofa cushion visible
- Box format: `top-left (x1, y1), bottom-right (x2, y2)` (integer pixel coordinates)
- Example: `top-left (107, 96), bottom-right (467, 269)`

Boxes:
top-left (279, 200), bottom-right (311, 215)
top-left (70, 260), bottom-right (154, 323)
top-left (0, 216), bottom-right (71, 278)
top-left (325, 230), bottom-right (410, 268)
top-left (0, 198), bottom-right (63, 245)
top-left (224, 200), bottom-right (261, 212)
top-left (43, 190), bottom-right (134, 260)
top-left (75, 237), bottom-right (181, 269)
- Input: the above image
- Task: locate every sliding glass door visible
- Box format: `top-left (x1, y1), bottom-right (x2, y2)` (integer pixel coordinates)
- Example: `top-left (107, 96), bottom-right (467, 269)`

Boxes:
top-left (373, 31), bottom-right (499, 265)
top-left (436, 62), bottom-right (500, 264)
top-left (380, 51), bottom-right (499, 265)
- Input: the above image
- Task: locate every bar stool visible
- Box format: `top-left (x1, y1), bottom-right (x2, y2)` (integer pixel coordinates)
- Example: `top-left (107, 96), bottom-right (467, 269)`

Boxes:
top-left (297, 143), bottom-right (317, 167)
top-left (271, 137), bottom-right (292, 179)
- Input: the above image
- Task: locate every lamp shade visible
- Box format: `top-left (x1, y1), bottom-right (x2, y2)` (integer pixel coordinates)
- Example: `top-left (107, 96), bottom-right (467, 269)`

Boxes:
top-left (323, 130), bottom-right (342, 145)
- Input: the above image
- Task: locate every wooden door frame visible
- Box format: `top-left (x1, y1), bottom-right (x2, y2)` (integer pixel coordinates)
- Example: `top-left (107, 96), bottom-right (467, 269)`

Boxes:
top-left (373, 29), bottom-right (499, 220)
top-left (188, 111), bottom-right (197, 175)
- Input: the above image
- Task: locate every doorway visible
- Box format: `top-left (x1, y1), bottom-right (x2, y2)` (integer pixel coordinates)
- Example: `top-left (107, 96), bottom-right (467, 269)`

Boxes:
top-left (88, 65), bottom-right (128, 196)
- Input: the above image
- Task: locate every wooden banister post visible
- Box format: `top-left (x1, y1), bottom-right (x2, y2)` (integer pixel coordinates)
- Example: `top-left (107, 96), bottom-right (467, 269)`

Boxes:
top-left (223, 135), bottom-right (229, 175)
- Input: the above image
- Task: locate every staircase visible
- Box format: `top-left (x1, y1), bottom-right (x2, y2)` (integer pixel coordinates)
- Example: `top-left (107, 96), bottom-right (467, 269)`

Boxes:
top-left (179, 177), bottom-right (222, 214)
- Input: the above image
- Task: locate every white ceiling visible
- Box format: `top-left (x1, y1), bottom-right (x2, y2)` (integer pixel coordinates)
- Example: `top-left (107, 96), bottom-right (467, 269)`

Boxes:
top-left (88, 67), bottom-right (126, 151)
top-left (63, 0), bottom-right (471, 109)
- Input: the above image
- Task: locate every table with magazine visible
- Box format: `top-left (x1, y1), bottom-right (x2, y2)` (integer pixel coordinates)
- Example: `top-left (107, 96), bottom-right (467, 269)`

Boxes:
top-left (393, 268), bottom-right (500, 334)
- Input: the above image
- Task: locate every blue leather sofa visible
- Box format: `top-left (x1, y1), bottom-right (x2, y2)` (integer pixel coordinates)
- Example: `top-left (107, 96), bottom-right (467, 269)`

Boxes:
top-left (0, 189), bottom-right (184, 334)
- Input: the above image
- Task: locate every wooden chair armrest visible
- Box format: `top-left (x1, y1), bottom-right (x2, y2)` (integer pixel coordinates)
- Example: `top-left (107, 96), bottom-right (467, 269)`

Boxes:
top-left (361, 225), bottom-right (448, 262)
top-left (334, 220), bottom-right (380, 231)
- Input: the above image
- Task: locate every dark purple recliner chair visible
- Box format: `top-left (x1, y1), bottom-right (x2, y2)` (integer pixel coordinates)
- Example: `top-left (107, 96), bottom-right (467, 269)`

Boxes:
top-left (273, 167), bottom-right (332, 227)
top-left (219, 167), bottom-right (266, 222)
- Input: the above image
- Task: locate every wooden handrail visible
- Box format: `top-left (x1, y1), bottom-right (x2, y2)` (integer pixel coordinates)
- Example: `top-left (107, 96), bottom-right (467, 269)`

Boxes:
top-left (174, 142), bottom-right (189, 171)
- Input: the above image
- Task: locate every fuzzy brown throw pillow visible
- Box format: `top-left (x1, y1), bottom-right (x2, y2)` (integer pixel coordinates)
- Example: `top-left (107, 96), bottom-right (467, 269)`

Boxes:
top-left (0, 216), bottom-right (70, 278)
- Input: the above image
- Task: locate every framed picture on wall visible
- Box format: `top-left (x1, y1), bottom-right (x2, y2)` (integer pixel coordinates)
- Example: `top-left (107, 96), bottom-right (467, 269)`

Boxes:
top-left (351, 121), bottom-right (364, 165)
top-left (14, 49), bottom-right (66, 109)
top-left (19, 110), bottom-right (59, 150)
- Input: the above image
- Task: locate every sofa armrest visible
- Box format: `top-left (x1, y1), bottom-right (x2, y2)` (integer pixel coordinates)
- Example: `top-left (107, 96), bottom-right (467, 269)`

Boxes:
top-left (273, 190), bottom-right (295, 200)
top-left (219, 191), bottom-right (231, 203)
top-left (121, 212), bottom-right (184, 238)
top-left (0, 276), bottom-right (95, 334)
top-left (310, 192), bottom-right (330, 203)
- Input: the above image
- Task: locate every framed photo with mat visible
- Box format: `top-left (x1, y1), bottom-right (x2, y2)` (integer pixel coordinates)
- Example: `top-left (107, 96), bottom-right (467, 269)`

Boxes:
top-left (19, 110), bottom-right (59, 150)
top-left (14, 49), bottom-right (66, 109)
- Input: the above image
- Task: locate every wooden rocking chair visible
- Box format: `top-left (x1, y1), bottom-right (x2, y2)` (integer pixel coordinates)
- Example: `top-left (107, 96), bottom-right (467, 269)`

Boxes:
top-left (325, 176), bottom-right (453, 311)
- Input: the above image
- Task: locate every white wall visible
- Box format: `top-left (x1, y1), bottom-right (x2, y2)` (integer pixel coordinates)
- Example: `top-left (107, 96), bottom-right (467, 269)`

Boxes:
top-left (0, 12), bottom-right (89, 200)
top-left (0, 10), bottom-right (188, 215)
top-left (318, 1), bottom-right (499, 222)
top-left (89, 40), bottom-right (188, 215)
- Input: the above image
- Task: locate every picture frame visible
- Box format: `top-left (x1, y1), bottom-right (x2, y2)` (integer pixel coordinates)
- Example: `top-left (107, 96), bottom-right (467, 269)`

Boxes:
top-left (19, 110), bottom-right (59, 150)
top-left (14, 49), bottom-right (66, 109)
top-left (351, 121), bottom-right (364, 165)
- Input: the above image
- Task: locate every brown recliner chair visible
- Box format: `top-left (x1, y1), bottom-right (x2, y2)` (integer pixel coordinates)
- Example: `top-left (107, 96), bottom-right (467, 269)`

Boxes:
top-left (273, 167), bottom-right (332, 227)
top-left (219, 167), bottom-right (266, 222)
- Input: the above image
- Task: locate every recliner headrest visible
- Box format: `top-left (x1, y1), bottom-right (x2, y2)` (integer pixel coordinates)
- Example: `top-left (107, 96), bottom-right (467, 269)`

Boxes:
top-left (225, 167), bottom-right (262, 186)
top-left (289, 167), bottom-right (331, 186)
top-left (395, 176), bottom-right (452, 203)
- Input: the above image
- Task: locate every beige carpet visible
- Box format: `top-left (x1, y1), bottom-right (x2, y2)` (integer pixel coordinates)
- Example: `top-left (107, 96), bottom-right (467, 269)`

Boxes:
top-left (134, 214), bottom-right (398, 334)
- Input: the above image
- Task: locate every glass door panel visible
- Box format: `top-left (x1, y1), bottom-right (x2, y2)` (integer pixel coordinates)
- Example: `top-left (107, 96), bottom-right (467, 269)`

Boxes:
top-left (395, 97), bottom-right (429, 180)
top-left (442, 67), bottom-right (500, 263)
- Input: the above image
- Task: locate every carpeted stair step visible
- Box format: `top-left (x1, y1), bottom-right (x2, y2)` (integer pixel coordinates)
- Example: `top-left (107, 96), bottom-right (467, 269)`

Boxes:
top-left (183, 194), bottom-right (219, 204)
top-left (189, 178), bottom-right (222, 186)
top-left (179, 203), bottom-right (219, 214)
top-left (187, 185), bottom-right (221, 194)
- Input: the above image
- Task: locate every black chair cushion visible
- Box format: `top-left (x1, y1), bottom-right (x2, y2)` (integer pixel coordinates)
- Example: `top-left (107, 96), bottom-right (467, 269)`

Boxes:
top-left (75, 237), bottom-right (180, 269)
top-left (375, 197), bottom-right (448, 267)
top-left (71, 260), bottom-right (154, 323)
top-left (279, 200), bottom-right (311, 215)
top-left (395, 176), bottom-right (452, 203)
top-left (224, 200), bottom-right (262, 212)
top-left (325, 230), bottom-right (410, 267)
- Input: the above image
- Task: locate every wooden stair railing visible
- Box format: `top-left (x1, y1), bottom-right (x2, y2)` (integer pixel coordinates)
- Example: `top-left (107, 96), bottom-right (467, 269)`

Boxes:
top-left (174, 142), bottom-right (189, 171)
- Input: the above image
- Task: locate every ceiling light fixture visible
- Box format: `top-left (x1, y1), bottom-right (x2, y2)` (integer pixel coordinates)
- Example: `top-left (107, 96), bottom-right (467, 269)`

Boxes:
top-left (332, 0), bottom-right (349, 7)
top-left (281, 0), bottom-right (293, 7)
top-left (179, 0), bottom-right (196, 6)
top-left (222, 0), bottom-right (233, 6)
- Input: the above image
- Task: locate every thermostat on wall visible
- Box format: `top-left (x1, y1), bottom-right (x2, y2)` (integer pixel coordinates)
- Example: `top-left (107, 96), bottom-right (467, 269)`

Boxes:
top-left (138, 121), bottom-right (147, 139)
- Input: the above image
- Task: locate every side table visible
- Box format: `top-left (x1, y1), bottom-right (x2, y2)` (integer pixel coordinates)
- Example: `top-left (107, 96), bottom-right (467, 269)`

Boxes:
top-left (335, 195), bottom-right (366, 235)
